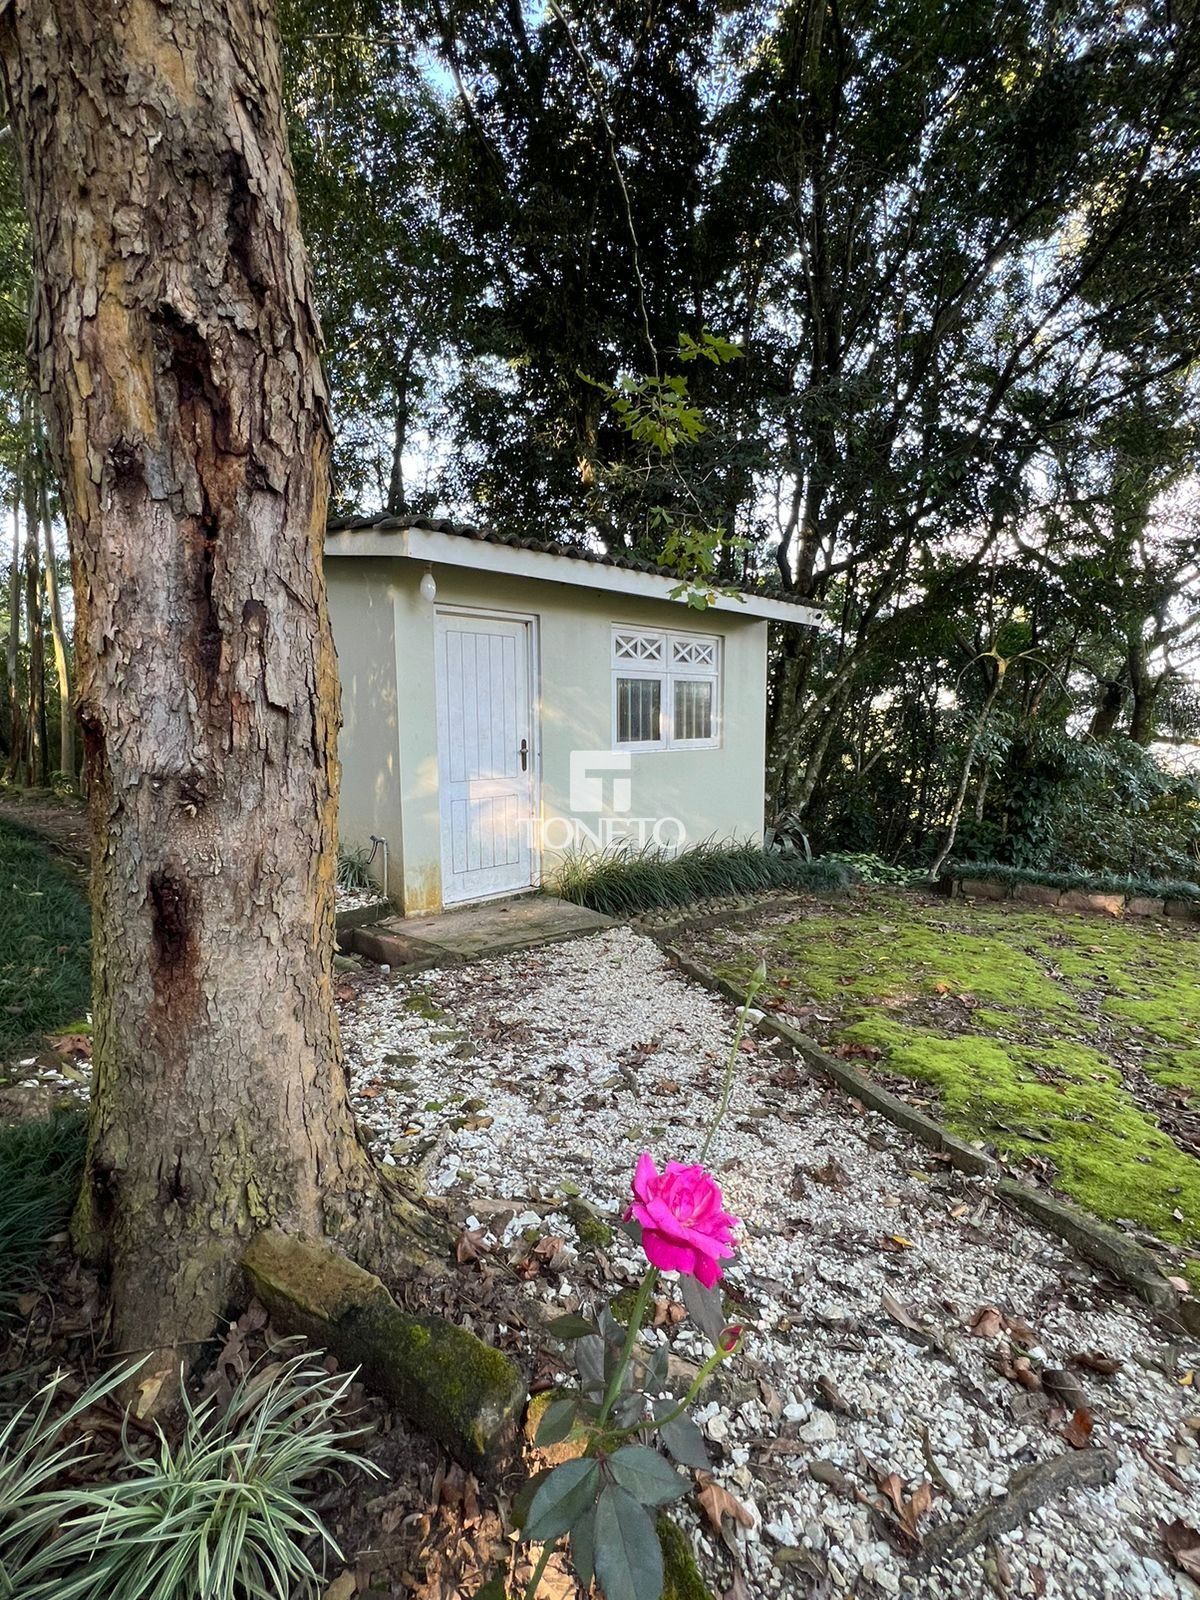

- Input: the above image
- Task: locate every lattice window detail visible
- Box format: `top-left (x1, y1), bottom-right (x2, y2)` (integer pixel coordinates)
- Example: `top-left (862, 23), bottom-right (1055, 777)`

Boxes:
top-left (670, 636), bottom-right (717, 668)
top-left (613, 631), bottom-right (665, 663)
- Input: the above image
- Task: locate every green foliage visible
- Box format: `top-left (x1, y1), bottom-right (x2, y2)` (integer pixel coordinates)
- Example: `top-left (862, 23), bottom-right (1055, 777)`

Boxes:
top-left (0, 1110), bottom-right (86, 1315)
top-left (336, 843), bottom-right (376, 892)
top-left (582, 332), bottom-right (746, 607)
top-left (0, 817), bottom-right (90, 1057)
top-left (964, 730), bottom-right (1200, 880)
top-left (823, 852), bottom-right (924, 887)
top-left (551, 840), bottom-right (856, 917)
top-left (0, 1360), bottom-right (137, 1597)
top-left (517, 1261), bottom-right (733, 1600)
top-left (8, 1347), bottom-right (379, 1600)
top-left (947, 860), bottom-right (1200, 901)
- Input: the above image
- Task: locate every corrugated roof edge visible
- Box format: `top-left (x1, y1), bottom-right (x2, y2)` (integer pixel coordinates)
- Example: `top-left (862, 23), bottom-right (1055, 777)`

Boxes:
top-left (325, 513), bottom-right (823, 609)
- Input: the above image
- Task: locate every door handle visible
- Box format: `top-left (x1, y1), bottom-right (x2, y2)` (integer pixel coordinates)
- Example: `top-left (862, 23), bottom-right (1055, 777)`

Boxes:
top-left (519, 738), bottom-right (529, 772)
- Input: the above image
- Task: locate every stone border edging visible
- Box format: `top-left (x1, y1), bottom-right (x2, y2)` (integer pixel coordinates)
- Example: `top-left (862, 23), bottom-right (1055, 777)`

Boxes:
top-left (661, 945), bottom-right (1195, 1329)
top-left (951, 875), bottom-right (1200, 923)
top-left (335, 898), bottom-right (394, 933)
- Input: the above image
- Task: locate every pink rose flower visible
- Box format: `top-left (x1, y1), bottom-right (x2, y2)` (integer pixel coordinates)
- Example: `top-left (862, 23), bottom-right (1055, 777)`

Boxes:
top-left (625, 1153), bottom-right (740, 1288)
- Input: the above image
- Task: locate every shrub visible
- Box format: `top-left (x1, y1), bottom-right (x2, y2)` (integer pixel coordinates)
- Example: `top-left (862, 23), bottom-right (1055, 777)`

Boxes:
top-left (0, 1361), bottom-right (136, 1595)
top-left (6, 1347), bottom-right (379, 1600)
top-left (0, 818), bottom-right (90, 1057)
top-left (945, 859), bottom-right (1200, 902)
top-left (336, 843), bottom-right (375, 891)
top-left (552, 839), bottom-right (855, 916)
top-left (963, 729), bottom-right (1200, 880)
top-left (822, 851), bottom-right (924, 887)
top-left (0, 1110), bottom-right (86, 1315)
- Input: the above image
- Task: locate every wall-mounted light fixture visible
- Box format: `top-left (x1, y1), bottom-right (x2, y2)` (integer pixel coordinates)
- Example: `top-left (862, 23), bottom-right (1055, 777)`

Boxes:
top-left (419, 565), bottom-right (437, 603)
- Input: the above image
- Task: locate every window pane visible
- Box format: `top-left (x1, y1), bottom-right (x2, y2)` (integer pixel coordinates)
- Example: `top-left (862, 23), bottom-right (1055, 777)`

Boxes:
top-left (673, 679), bottom-right (713, 742)
top-left (617, 677), bottom-right (661, 743)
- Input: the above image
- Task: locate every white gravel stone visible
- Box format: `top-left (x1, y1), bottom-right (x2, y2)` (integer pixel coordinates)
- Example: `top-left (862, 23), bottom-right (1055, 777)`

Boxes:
top-left (16, 923), bottom-right (1197, 1600)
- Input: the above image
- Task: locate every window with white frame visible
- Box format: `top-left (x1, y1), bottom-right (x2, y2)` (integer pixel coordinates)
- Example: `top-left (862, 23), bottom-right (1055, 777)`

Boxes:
top-left (612, 627), bottom-right (721, 750)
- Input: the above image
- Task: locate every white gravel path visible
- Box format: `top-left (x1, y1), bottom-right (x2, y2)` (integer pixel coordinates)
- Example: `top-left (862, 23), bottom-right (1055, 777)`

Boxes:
top-left (340, 926), bottom-right (1199, 1600)
top-left (10, 925), bottom-right (1195, 1597)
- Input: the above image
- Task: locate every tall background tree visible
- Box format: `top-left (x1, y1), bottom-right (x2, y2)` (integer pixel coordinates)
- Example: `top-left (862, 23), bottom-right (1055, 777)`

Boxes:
top-left (282, 0), bottom-right (1199, 873)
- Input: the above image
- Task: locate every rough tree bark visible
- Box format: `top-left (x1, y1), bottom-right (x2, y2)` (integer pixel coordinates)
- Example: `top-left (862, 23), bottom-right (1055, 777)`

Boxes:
top-left (0, 0), bottom-right (381, 1381)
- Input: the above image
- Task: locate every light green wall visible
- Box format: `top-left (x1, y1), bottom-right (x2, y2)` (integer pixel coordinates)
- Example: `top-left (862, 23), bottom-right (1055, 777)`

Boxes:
top-left (326, 556), bottom-right (769, 912)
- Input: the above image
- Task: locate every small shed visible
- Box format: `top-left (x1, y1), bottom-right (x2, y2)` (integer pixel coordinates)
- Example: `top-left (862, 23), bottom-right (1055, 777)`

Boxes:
top-left (324, 517), bottom-right (821, 914)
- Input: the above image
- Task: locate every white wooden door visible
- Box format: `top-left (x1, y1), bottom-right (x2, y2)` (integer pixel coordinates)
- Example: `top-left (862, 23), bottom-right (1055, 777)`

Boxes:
top-left (434, 611), bottom-right (536, 905)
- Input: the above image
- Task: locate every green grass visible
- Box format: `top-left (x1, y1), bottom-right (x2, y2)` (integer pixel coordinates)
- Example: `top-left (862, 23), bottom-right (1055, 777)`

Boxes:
top-left (0, 1110), bottom-right (86, 1313)
top-left (551, 839), bottom-right (856, 917)
top-left (701, 892), bottom-right (1200, 1289)
top-left (0, 818), bottom-right (90, 1059)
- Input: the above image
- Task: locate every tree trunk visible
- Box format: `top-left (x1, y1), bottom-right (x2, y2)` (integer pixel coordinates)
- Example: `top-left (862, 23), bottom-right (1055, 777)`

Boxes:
top-left (386, 390), bottom-right (408, 517)
top-left (0, 0), bottom-right (378, 1381)
top-left (37, 446), bottom-right (74, 782)
top-left (22, 446), bottom-right (47, 788)
top-left (5, 499), bottom-right (23, 784)
top-left (1128, 684), bottom-right (1163, 747)
top-left (1126, 635), bottom-right (1165, 747)
top-left (1088, 678), bottom-right (1125, 737)
top-left (928, 661), bottom-right (1006, 882)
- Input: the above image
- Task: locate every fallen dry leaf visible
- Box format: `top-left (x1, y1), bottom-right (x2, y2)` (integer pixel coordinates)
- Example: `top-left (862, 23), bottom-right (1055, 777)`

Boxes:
top-left (1162, 1519), bottom-right (1200, 1581)
top-left (721, 1567), bottom-right (753, 1600)
top-left (817, 1373), bottom-right (850, 1414)
top-left (455, 1227), bottom-right (488, 1264)
top-left (901, 1479), bottom-right (934, 1538)
top-left (49, 1031), bottom-right (91, 1058)
top-left (881, 1290), bottom-right (931, 1336)
top-left (1136, 1441), bottom-right (1189, 1494)
top-left (1004, 1314), bottom-right (1039, 1345)
top-left (696, 1473), bottom-right (755, 1534)
top-left (990, 1348), bottom-right (1041, 1391)
top-left (134, 1373), bottom-right (164, 1419)
top-left (969, 1306), bottom-right (1003, 1338)
top-left (807, 1157), bottom-right (850, 1191)
top-left (1167, 1275), bottom-right (1191, 1294)
top-left (876, 1471), bottom-right (905, 1518)
top-left (1063, 1407), bottom-right (1094, 1449)
top-left (653, 1295), bottom-right (686, 1328)
top-left (1070, 1350), bottom-right (1123, 1377)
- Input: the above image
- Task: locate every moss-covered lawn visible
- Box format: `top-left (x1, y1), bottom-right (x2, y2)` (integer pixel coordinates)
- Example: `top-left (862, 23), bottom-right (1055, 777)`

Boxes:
top-left (692, 891), bottom-right (1200, 1289)
top-left (0, 815), bottom-right (91, 1060)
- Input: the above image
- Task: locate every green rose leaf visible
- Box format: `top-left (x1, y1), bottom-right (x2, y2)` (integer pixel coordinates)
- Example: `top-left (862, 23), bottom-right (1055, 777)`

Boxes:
top-left (536, 1395), bottom-right (579, 1447)
top-left (593, 1483), bottom-right (664, 1600)
top-left (547, 1313), bottom-right (596, 1341)
top-left (652, 1401), bottom-right (710, 1470)
top-left (680, 1274), bottom-right (726, 1346)
top-left (524, 1458), bottom-right (601, 1542)
top-left (571, 1503), bottom-right (597, 1586)
top-left (612, 1390), bottom-right (646, 1429)
top-left (575, 1334), bottom-right (606, 1397)
top-left (607, 1444), bottom-right (688, 1506)
top-left (470, 1573), bottom-right (509, 1600)
top-left (512, 1467), bottom-right (553, 1531)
